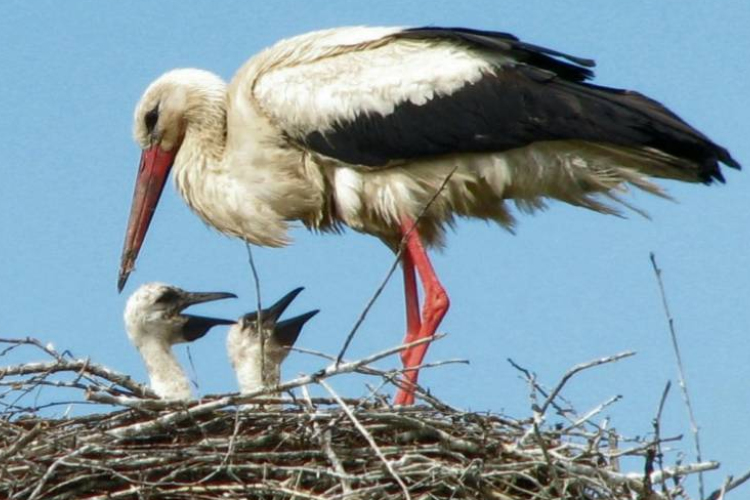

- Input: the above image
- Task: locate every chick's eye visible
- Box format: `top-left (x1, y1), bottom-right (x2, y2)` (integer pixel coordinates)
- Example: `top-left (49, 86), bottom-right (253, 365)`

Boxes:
top-left (144, 105), bottom-right (159, 134)
top-left (155, 289), bottom-right (179, 304)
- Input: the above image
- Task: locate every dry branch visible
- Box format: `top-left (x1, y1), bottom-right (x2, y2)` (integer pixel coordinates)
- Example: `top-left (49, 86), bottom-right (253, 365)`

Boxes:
top-left (651, 252), bottom-right (706, 499)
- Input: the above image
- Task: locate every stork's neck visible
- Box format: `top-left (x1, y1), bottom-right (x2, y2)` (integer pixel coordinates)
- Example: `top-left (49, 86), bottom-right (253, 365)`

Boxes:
top-left (167, 69), bottom-right (322, 247)
top-left (172, 77), bottom-right (229, 210)
top-left (136, 336), bottom-right (193, 400)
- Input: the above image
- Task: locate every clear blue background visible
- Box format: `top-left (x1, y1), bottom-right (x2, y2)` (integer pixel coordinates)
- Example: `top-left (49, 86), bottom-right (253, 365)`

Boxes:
top-left (0, 0), bottom-right (747, 493)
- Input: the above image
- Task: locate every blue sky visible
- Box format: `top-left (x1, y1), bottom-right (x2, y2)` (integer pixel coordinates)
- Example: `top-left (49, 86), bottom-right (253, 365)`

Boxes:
top-left (0, 0), bottom-right (748, 492)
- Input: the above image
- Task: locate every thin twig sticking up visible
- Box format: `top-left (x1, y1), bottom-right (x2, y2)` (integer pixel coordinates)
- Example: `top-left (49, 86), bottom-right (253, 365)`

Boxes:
top-left (245, 243), bottom-right (268, 386)
top-left (650, 252), bottom-right (704, 499)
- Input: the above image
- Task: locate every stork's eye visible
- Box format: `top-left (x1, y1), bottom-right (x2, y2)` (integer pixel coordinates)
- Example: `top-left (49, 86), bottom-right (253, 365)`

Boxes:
top-left (155, 288), bottom-right (179, 304)
top-left (144, 105), bottom-right (159, 134)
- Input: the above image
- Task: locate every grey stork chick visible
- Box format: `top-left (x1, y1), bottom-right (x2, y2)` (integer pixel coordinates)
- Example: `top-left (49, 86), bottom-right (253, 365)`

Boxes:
top-left (124, 282), bottom-right (236, 400)
top-left (227, 287), bottom-right (318, 394)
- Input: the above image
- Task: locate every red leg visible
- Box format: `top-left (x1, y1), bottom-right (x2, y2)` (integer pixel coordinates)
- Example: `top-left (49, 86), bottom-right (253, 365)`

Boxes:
top-left (401, 249), bottom-right (422, 361)
top-left (394, 217), bottom-right (450, 405)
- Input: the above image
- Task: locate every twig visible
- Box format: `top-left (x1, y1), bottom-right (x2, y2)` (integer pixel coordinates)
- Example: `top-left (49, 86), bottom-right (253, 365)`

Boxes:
top-left (706, 469), bottom-right (750, 500)
top-left (0, 337), bottom-right (65, 361)
top-left (368, 412), bottom-right (480, 454)
top-left (27, 445), bottom-right (93, 500)
top-left (650, 252), bottom-right (704, 499)
top-left (246, 243), bottom-right (268, 386)
top-left (607, 435), bottom-right (684, 459)
top-left (300, 384), bottom-right (353, 496)
top-left (556, 458), bottom-right (718, 494)
top-left (399, 358), bottom-right (469, 372)
top-left (185, 345), bottom-right (201, 393)
top-left (655, 381), bottom-right (671, 436)
top-left (563, 395), bottom-right (622, 433)
top-left (0, 423), bottom-right (44, 462)
top-left (653, 381), bottom-right (672, 498)
top-left (647, 462), bottom-right (719, 484)
top-left (0, 357), bottom-right (154, 397)
top-left (335, 166), bottom-right (458, 365)
top-left (87, 483), bottom-right (332, 500)
top-left (87, 390), bottom-right (377, 410)
top-left (539, 351), bottom-right (635, 414)
top-left (319, 378), bottom-right (412, 500)
top-left (507, 358), bottom-right (568, 417)
top-left (530, 403), bottom-right (563, 496)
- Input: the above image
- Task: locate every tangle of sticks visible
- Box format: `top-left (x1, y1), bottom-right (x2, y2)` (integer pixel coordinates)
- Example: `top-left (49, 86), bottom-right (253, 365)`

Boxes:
top-left (2, 337), bottom-right (744, 500)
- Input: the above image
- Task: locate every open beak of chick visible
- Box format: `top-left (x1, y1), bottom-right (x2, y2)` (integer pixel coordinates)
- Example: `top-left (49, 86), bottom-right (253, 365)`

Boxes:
top-left (240, 287), bottom-right (319, 350)
top-left (177, 290), bottom-right (238, 342)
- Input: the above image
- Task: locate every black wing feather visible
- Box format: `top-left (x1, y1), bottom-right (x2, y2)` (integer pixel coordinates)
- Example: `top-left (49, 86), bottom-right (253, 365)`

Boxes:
top-left (301, 27), bottom-right (739, 183)
top-left (399, 27), bottom-right (596, 82)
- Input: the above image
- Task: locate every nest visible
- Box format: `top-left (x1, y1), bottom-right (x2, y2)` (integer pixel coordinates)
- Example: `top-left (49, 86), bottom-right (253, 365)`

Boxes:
top-left (0, 338), bottom-right (738, 500)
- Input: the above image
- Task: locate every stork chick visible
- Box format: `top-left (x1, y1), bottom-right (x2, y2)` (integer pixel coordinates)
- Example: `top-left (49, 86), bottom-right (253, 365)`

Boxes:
top-left (227, 287), bottom-right (318, 394)
top-left (124, 282), bottom-right (236, 400)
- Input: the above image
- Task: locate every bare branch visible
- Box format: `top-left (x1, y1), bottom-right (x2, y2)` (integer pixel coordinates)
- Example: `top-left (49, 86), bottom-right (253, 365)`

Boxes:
top-left (0, 356), bottom-right (154, 397)
top-left (707, 469), bottom-right (750, 500)
top-left (650, 252), bottom-right (705, 499)
top-left (539, 351), bottom-right (635, 414)
top-left (245, 243), bottom-right (269, 386)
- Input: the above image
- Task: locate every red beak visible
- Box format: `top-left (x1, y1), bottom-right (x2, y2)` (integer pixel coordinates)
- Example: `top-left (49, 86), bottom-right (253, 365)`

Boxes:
top-left (118, 146), bottom-right (177, 292)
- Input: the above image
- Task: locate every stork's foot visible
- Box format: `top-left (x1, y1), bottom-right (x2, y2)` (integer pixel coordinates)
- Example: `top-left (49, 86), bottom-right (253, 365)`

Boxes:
top-left (393, 288), bottom-right (449, 406)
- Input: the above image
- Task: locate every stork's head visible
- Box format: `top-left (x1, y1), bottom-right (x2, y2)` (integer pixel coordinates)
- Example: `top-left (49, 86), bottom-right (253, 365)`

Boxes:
top-left (228, 288), bottom-right (319, 364)
top-left (119, 69), bottom-right (227, 292)
top-left (125, 282), bottom-right (236, 347)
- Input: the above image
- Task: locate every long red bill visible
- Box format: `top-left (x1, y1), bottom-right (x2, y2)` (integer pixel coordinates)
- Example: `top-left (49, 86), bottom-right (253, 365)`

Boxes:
top-left (118, 146), bottom-right (176, 292)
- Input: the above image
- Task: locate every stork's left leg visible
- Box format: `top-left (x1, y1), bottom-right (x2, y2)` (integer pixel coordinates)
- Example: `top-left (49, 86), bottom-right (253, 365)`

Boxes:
top-left (394, 216), bottom-right (450, 405)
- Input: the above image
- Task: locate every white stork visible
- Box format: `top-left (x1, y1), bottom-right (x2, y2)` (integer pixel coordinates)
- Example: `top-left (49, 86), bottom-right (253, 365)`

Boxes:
top-left (118, 26), bottom-right (740, 405)
top-left (227, 287), bottom-right (318, 394)
top-left (124, 282), bottom-right (236, 400)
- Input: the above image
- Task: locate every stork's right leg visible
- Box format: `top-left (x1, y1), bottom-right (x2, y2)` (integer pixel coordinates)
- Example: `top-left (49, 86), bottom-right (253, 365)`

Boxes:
top-left (401, 249), bottom-right (421, 361)
top-left (394, 217), bottom-right (450, 405)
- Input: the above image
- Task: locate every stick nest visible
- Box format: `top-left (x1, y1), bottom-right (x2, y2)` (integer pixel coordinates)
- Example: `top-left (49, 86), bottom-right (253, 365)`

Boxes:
top-left (0, 338), bottom-right (724, 499)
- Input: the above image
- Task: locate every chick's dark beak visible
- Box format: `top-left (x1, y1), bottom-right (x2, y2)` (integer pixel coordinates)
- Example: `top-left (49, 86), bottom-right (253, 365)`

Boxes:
top-left (178, 291), bottom-right (237, 342)
top-left (180, 291), bottom-right (238, 310)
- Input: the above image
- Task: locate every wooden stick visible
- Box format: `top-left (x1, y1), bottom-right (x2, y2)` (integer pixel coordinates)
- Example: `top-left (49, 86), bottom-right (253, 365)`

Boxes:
top-left (650, 252), bottom-right (705, 499)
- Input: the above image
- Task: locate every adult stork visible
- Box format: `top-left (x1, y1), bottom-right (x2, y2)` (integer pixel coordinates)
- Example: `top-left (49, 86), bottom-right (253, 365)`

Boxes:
top-left (119, 26), bottom-right (740, 405)
top-left (227, 287), bottom-right (318, 394)
top-left (124, 282), bottom-right (236, 400)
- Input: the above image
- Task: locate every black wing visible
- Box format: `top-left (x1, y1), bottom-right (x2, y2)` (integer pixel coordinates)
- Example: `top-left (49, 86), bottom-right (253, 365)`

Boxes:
top-left (300, 27), bottom-right (739, 183)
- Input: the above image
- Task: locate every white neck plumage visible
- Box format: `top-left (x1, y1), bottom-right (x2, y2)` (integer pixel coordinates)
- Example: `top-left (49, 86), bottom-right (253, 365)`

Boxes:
top-left (169, 72), bottom-right (297, 248)
top-left (172, 75), bottom-right (228, 208)
top-left (135, 336), bottom-right (193, 400)
top-left (235, 350), bottom-right (282, 394)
